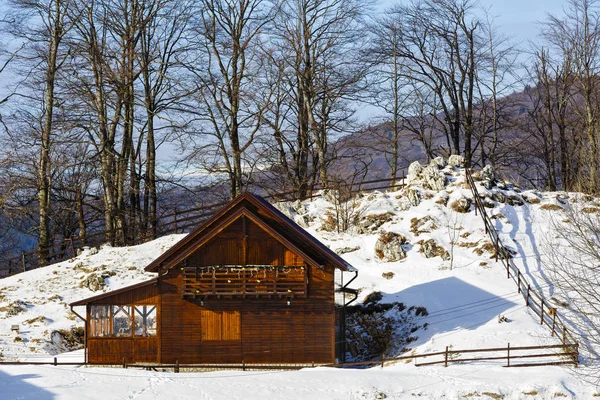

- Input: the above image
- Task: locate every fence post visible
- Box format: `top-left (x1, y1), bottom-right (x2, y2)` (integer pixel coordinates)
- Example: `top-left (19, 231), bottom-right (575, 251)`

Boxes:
top-left (22, 252), bottom-right (26, 272)
top-left (381, 353), bottom-right (385, 368)
top-left (507, 343), bottom-right (510, 367)
top-left (574, 343), bottom-right (579, 366)
top-left (174, 209), bottom-right (178, 233)
top-left (243, 359), bottom-right (246, 371)
top-left (70, 237), bottom-right (76, 258)
top-left (540, 301), bottom-right (544, 325)
top-left (526, 284), bottom-right (530, 306)
top-left (444, 346), bottom-right (448, 368)
top-left (54, 357), bottom-right (57, 366)
top-left (122, 357), bottom-right (126, 369)
top-left (517, 272), bottom-right (521, 293)
top-left (551, 311), bottom-right (556, 336)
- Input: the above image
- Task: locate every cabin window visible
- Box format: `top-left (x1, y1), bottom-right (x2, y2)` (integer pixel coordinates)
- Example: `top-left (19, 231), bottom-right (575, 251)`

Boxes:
top-left (90, 305), bottom-right (111, 337)
top-left (201, 310), bottom-right (240, 341)
top-left (89, 304), bottom-right (157, 338)
top-left (112, 305), bottom-right (132, 337)
top-left (134, 305), bottom-right (157, 337)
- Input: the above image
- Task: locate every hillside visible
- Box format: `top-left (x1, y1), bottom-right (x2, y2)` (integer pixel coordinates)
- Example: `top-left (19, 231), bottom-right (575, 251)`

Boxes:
top-left (0, 159), bottom-right (598, 398)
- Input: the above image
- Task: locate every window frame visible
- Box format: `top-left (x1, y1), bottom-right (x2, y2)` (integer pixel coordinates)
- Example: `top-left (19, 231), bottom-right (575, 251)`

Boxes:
top-left (88, 303), bottom-right (158, 339)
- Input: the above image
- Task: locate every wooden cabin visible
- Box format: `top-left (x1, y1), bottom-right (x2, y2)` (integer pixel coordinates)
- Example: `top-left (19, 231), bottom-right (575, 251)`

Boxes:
top-left (71, 193), bottom-right (357, 365)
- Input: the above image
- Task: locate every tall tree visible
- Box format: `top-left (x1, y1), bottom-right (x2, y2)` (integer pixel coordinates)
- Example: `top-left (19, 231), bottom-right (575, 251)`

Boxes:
top-left (7, 0), bottom-right (75, 261)
top-left (188, 0), bottom-right (275, 199)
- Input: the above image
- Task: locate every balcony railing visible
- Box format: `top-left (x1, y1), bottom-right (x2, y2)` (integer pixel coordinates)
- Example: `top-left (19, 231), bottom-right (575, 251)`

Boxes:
top-left (182, 265), bottom-right (307, 299)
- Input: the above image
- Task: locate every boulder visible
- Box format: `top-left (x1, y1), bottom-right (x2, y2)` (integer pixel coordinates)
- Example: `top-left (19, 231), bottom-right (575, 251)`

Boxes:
top-left (418, 239), bottom-right (450, 260)
top-left (429, 156), bottom-right (446, 169)
top-left (335, 246), bottom-right (360, 255)
top-left (375, 232), bottom-right (408, 262)
top-left (406, 188), bottom-right (421, 207)
top-left (448, 154), bottom-right (465, 167)
top-left (406, 161), bottom-right (423, 183)
top-left (422, 165), bottom-right (446, 190)
top-left (481, 165), bottom-right (496, 189)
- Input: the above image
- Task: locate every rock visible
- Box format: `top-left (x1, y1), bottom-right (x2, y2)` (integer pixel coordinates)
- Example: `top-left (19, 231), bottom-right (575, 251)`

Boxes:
top-left (335, 246), bottom-right (360, 255)
top-left (406, 188), bottom-right (421, 207)
top-left (88, 247), bottom-right (99, 255)
top-left (449, 197), bottom-right (472, 213)
top-left (374, 232), bottom-right (408, 262)
top-left (375, 392), bottom-right (388, 399)
top-left (429, 156), bottom-right (446, 169)
top-left (448, 154), bottom-right (465, 167)
top-left (407, 161), bottom-right (423, 182)
top-left (418, 239), bottom-right (450, 260)
top-left (3, 300), bottom-right (27, 316)
top-left (491, 190), bottom-right (506, 203)
top-left (51, 327), bottom-right (85, 351)
top-left (481, 165), bottom-right (496, 189)
top-left (80, 273), bottom-right (106, 292)
top-left (422, 165), bottom-right (446, 190)
top-left (356, 212), bottom-right (394, 234)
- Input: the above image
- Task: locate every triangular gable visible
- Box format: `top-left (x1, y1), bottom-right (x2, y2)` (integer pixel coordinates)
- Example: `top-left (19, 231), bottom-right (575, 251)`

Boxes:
top-left (145, 192), bottom-right (353, 273)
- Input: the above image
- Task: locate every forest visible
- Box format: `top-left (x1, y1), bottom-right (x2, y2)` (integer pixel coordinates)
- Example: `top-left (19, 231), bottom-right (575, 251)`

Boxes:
top-left (0, 0), bottom-right (599, 261)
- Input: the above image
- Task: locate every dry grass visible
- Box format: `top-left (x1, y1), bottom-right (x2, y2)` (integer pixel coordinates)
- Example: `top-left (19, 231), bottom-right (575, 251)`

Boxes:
top-left (449, 198), bottom-right (471, 213)
top-left (482, 393), bottom-right (503, 400)
top-left (540, 203), bottom-right (563, 211)
top-left (410, 216), bottom-right (438, 236)
top-left (382, 272), bottom-right (395, 280)
top-left (582, 207), bottom-right (600, 214)
top-left (522, 390), bottom-right (538, 396)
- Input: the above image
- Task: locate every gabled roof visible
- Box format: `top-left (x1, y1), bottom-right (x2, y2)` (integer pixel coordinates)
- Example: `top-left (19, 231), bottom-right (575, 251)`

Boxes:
top-left (145, 192), bottom-right (354, 273)
top-left (70, 278), bottom-right (158, 306)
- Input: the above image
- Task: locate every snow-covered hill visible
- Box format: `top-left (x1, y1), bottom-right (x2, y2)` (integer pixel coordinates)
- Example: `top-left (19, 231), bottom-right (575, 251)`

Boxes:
top-left (0, 159), bottom-right (598, 398)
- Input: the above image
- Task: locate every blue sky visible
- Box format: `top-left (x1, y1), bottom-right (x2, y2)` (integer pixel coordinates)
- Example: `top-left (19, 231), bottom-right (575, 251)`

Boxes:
top-left (378, 0), bottom-right (566, 45)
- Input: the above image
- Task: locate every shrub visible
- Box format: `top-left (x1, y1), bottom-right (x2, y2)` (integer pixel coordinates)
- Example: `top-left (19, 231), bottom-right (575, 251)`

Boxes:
top-left (345, 302), bottom-right (428, 361)
top-left (382, 272), bottom-right (395, 280)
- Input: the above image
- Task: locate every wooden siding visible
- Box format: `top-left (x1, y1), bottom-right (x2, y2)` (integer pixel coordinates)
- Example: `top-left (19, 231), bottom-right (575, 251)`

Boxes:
top-left (86, 284), bottom-right (160, 364)
top-left (158, 263), bottom-right (335, 364)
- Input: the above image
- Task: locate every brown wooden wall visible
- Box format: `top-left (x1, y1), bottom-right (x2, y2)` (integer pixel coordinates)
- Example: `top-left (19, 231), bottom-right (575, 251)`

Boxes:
top-left (158, 263), bottom-right (336, 364)
top-left (86, 283), bottom-right (160, 364)
top-left (187, 218), bottom-right (305, 267)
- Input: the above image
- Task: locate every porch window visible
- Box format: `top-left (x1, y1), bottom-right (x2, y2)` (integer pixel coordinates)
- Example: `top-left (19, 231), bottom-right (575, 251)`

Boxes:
top-left (90, 305), bottom-right (111, 337)
top-left (89, 304), bottom-right (157, 338)
top-left (112, 305), bottom-right (132, 337)
top-left (134, 305), bottom-right (157, 337)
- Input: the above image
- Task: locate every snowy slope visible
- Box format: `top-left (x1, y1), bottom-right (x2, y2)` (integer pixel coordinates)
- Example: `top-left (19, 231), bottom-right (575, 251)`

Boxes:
top-left (0, 160), bottom-right (598, 398)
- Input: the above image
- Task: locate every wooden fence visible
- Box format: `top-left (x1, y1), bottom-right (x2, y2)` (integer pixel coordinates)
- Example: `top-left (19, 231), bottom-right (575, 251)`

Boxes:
top-left (0, 176), bottom-right (405, 279)
top-left (0, 342), bottom-right (577, 371)
top-left (464, 168), bottom-right (579, 349)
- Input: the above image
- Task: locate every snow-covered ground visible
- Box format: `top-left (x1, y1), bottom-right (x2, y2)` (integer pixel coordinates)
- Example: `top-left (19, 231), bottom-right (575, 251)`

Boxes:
top-left (0, 161), bottom-right (598, 398)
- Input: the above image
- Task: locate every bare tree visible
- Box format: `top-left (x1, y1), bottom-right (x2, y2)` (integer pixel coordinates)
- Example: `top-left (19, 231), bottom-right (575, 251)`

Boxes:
top-left (545, 0), bottom-right (600, 193)
top-left (7, 0), bottom-right (75, 261)
top-left (544, 201), bottom-right (600, 384)
top-left (186, 0), bottom-right (275, 199)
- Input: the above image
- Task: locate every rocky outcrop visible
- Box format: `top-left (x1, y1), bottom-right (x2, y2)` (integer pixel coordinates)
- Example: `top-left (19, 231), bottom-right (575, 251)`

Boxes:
top-left (80, 271), bottom-right (115, 292)
top-left (375, 232), bottom-right (408, 262)
top-left (418, 239), bottom-right (450, 260)
top-left (448, 155), bottom-right (465, 167)
top-left (407, 161), bottom-right (423, 183)
top-left (429, 156), bottom-right (446, 169)
top-left (481, 165), bottom-right (496, 189)
top-left (422, 165), bottom-right (446, 191)
top-left (335, 246), bottom-right (360, 255)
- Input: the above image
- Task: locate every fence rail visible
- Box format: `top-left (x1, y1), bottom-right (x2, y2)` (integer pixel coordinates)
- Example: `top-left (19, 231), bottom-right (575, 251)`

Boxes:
top-left (464, 168), bottom-right (578, 349)
top-left (0, 343), bottom-right (577, 371)
top-left (0, 177), bottom-right (405, 279)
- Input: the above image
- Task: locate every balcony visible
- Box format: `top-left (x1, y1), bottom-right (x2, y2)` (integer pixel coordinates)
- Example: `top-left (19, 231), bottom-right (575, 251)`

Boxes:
top-left (182, 265), bottom-right (307, 299)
